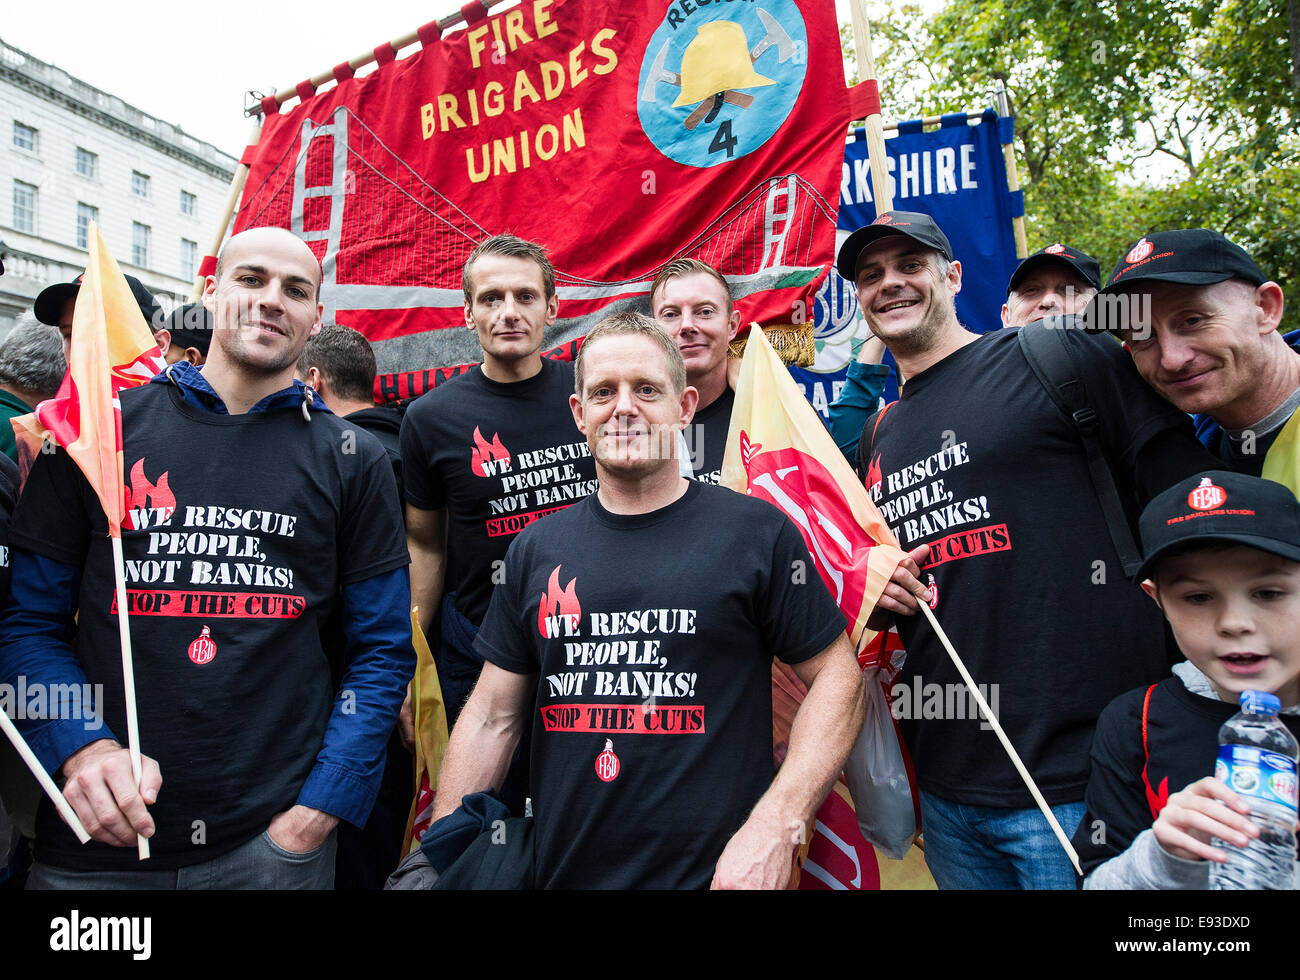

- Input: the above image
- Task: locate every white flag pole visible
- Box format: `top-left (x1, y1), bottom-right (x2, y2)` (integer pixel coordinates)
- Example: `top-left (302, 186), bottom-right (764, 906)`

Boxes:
top-left (110, 534), bottom-right (150, 860)
top-left (0, 712), bottom-right (90, 843)
top-left (917, 602), bottom-right (1083, 876)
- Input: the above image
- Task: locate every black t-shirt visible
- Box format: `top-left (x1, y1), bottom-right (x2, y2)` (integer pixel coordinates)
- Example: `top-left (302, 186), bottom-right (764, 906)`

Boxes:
top-left (475, 480), bottom-right (844, 889)
top-left (686, 387), bottom-right (734, 485)
top-left (1073, 677), bottom-right (1300, 875)
top-left (854, 327), bottom-right (1203, 807)
top-left (9, 382), bottom-right (409, 870)
top-left (401, 359), bottom-right (598, 625)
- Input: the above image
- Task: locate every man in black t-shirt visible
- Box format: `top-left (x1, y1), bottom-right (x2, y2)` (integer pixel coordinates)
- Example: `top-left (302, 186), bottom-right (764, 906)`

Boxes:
top-left (1092, 230), bottom-right (1299, 484)
top-left (399, 236), bottom-right (598, 808)
top-left (432, 313), bottom-right (864, 889)
top-left (837, 210), bottom-right (1218, 889)
top-left (649, 258), bottom-right (740, 484)
top-left (0, 227), bottom-right (413, 887)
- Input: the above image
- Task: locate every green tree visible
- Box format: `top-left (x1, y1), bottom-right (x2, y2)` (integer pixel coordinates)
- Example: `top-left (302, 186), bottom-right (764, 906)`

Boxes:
top-left (843, 0), bottom-right (1299, 329)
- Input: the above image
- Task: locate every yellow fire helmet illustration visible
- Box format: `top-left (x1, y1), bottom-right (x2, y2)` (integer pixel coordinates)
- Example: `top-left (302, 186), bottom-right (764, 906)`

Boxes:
top-left (672, 20), bottom-right (776, 108)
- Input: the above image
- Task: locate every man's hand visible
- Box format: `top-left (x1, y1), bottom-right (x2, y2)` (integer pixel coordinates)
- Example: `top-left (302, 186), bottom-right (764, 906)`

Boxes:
top-left (398, 688), bottom-right (416, 752)
top-left (866, 543), bottom-right (933, 630)
top-left (60, 738), bottom-right (161, 847)
top-left (267, 805), bottom-right (340, 854)
top-left (1153, 777), bottom-right (1260, 862)
top-left (711, 811), bottom-right (797, 890)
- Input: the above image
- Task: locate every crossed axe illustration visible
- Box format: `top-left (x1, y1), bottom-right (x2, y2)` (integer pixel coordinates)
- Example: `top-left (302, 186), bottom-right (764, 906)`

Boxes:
top-left (642, 9), bottom-right (797, 131)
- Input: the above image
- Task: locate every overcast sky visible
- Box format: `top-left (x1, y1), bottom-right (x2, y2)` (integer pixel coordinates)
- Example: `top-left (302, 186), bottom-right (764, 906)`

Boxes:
top-left (3, 0), bottom-right (877, 157)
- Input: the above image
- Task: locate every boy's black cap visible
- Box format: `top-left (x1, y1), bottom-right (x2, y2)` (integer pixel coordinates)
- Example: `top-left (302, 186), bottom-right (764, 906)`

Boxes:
top-left (1100, 229), bottom-right (1266, 294)
top-left (1137, 471), bottom-right (1300, 581)
top-left (836, 210), bottom-right (953, 281)
top-left (164, 302), bottom-right (213, 356)
top-left (34, 273), bottom-right (164, 330)
top-left (1006, 243), bottom-right (1101, 295)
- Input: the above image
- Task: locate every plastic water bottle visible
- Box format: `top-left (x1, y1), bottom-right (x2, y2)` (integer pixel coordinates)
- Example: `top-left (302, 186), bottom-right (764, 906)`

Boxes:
top-left (1209, 691), bottom-right (1299, 890)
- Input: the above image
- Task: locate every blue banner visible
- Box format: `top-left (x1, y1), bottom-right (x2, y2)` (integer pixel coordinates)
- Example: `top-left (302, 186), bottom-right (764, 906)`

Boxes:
top-left (790, 109), bottom-right (1022, 414)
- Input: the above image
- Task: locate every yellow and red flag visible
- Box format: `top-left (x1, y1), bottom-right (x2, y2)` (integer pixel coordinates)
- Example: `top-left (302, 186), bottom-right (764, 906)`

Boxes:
top-left (403, 609), bottom-right (451, 854)
top-left (722, 324), bottom-right (904, 660)
top-left (29, 223), bottom-right (166, 531)
top-left (723, 325), bottom-right (932, 890)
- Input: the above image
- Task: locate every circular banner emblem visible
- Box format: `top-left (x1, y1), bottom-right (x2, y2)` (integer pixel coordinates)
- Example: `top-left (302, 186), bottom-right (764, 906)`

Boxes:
top-left (636, 1), bottom-right (807, 168)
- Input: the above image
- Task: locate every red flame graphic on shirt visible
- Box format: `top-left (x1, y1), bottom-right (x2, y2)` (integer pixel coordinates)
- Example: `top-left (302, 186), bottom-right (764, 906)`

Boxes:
top-left (470, 426), bottom-right (511, 477)
top-left (122, 458), bottom-right (176, 529)
top-left (537, 565), bottom-right (581, 638)
top-left (866, 453), bottom-right (883, 495)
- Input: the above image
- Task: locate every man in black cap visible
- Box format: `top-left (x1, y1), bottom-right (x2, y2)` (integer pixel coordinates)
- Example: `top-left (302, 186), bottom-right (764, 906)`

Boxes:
top-left (1001, 243), bottom-right (1101, 328)
top-left (34, 273), bottom-right (165, 363)
top-left (1094, 230), bottom-right (1298, 485)
top-left (836, 210), bottom-right (1217, 889)
top-left (161, 303), bottom-right (211, 367)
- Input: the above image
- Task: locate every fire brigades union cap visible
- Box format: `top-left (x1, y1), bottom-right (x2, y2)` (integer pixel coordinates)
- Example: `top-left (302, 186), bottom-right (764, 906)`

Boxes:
top-left (1101, 229), bottom-right (1266, 293)
top-left (836, 210), bottom-right (953, 282)
top-left (1006, 243), bottom-right (1101, 295)
top-left (1136, 471), bottom-right (1300, 581)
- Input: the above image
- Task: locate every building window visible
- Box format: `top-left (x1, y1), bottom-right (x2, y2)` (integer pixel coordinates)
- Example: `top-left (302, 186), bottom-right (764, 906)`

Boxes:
top-left (76, 147), bottom-right (98, 178)
top-left (132, 222), bottom-right (151, 267)
top-left (12, 122), bottom-right (37, 153)
top-left (180, 190), bottom-right (196, 216)
top-left (12, 180), bottom-right (36, 233)
top-left (77, 203), bottom-right (98, 249)
top-left (131, 171), bottom-right (151, 198)
top-left (180, 238), bottom-right (197, 280)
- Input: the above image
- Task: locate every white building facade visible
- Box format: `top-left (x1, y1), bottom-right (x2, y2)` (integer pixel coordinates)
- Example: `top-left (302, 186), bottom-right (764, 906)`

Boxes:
top-left (1, 37), bottom-right (237, 336)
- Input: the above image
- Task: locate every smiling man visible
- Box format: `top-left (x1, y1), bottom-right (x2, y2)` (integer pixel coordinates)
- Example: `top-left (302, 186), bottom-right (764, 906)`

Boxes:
top-left (649, 258), bottom-right (741, 484)
top-left (399, 235), bottom-right (598, 805)
top-left (1001, 243), bottom-right (1100, 328)
top-left (430, 312), bottom-right (864, 889)
top-left (1094, 230), bottom-right (1299, 485)
top-left (835, 210), bottom-right (1217, 890)
top-left (0, 226), bottom-right (413, 888)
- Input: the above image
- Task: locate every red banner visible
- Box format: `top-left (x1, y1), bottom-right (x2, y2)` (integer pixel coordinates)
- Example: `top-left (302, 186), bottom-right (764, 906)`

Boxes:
top-left (234, 0), bottom-right (850, 398)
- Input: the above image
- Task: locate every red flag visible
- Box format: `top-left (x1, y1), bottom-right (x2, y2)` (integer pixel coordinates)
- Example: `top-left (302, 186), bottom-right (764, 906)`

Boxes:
top-left (34, 223), bottom-right (165, 534)
top-left (725, 324), bottom-right (931, 889)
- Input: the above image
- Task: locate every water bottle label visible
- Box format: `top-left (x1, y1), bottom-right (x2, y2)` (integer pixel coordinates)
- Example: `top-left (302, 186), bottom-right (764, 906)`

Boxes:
top-left (1216, 745), bottom-right (1299, 815)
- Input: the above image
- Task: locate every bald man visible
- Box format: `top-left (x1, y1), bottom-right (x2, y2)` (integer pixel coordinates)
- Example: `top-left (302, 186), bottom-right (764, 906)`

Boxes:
top-left (0, 227), bottom-right (414, 889)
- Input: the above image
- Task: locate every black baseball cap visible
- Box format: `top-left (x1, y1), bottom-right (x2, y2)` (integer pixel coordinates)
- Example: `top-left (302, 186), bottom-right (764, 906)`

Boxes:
top-left (164, 302), bottom-right (213, 356)
top-left (1101, 229), bottom-right (1266, 294)
top-left (836, 210), bottom-right (953, 281)
top-left (1007, 243), bottom-right (1101, 295)
top-left (34, 273), bottom-right (164, 330)
top-left (1137, 471), bottom-right (1300, 581)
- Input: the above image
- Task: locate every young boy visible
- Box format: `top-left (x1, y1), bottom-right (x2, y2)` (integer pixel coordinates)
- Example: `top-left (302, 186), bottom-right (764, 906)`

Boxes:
top-left (1075, 470), bottom-right (1300, 888)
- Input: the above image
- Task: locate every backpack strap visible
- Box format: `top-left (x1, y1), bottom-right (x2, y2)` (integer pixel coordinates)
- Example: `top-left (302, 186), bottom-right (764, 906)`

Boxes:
top-left (1017, 320), bottom-right (1143, 578)
top-left (1139, 683), bottom-right (1168, 819)
top-left (870, 400), bottom-right (895, 448)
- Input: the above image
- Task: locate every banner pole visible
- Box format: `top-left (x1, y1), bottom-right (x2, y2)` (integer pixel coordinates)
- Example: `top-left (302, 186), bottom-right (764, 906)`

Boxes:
top-left (848, 0), bottom-right (894, 215)
top-left (111, 534), bottom-right (150, 860)
top-left (994, 80), bottom-right (1029, 259)
top-left (917, 602), bottom-right (1083, 875)
top-left (0, 712), bottom-right (91, 844)
top-left (190, 116), bottom-right (263, 301)
top-left (266, 0), bottom-right (516, 111)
